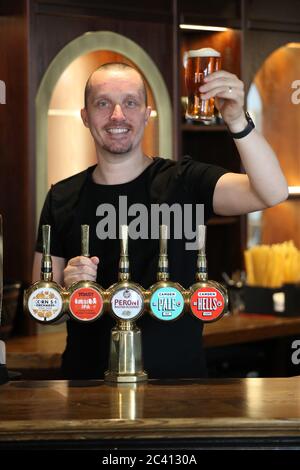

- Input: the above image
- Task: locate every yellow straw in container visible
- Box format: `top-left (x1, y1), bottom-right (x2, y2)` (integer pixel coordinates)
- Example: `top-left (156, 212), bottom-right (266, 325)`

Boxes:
top-left (244, 241), bottom-right (300, 288)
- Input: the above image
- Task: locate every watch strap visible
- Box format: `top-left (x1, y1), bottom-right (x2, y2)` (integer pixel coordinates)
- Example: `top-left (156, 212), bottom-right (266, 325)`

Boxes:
top-left (228, 111), bottom-right (255, 139)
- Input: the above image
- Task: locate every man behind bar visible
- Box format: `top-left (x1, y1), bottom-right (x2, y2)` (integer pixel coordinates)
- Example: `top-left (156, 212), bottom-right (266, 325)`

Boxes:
top-left (33, 63), bottom-right (288, 379)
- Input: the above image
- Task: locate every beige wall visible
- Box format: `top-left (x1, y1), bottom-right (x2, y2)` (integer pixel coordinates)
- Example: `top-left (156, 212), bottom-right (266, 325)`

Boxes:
top-left (254, 44), bottom-right (300, 248)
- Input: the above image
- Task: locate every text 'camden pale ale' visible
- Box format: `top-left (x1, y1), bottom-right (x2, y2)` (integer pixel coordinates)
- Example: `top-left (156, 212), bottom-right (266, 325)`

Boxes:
top-left (184, 48), bottom-right (221, 123)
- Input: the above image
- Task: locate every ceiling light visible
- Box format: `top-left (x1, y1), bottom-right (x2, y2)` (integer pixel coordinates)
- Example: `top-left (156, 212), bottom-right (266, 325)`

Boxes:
top-left (288, 186), bottom-right (300, 195)
top-left (180, 24), bottom-right (229, 32)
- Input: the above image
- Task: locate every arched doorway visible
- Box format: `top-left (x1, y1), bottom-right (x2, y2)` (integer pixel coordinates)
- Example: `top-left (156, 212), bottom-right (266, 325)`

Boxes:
top-left (246, 43), bottom-right (300, 249)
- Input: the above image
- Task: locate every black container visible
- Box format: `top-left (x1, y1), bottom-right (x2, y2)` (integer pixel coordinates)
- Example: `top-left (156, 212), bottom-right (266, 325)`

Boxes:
top-left (242, 284), bottom-right (300, 317)
top-left (282, 284), bottom-right (300, 316)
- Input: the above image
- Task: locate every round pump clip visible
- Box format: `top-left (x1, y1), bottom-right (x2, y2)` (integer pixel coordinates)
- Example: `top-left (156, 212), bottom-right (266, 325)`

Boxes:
top-left (189, 281), bottom-right (228, 323)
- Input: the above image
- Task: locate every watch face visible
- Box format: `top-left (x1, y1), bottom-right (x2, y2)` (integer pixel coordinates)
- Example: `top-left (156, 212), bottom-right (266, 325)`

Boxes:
top-left (111, 287), bottom-right (144, 320)
top-left (150, 287), bottom-right (184, 321)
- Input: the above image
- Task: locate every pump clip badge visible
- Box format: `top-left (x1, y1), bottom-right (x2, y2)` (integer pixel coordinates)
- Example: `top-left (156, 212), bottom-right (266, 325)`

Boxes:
top-left (190, 286), bottom-right (225, 322)
top-left (69, 287), bottom-right (103, 321)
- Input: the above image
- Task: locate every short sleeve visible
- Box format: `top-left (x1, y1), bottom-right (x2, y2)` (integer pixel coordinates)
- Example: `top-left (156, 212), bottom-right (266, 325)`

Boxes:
top-left (180, 155), bottom-right (230, 220)
top-left (35, 188), bottom-right (65, 257)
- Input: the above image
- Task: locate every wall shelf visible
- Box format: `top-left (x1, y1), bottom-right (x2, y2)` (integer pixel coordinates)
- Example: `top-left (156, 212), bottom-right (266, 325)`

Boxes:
top-left (182, 123), bottom-right (228, 132)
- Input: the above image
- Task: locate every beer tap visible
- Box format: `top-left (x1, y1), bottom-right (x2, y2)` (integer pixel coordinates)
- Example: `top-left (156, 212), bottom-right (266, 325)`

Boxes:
top-left (68, 225), bottom-right (105, 322)
top-left (148, 225), bottom-right (185, 322)
top-left (188, 225), bottom-right (228, 322)
top-left (105, 225), bottom-right (147, 383)
top-left (24, 225), bottom-right (66, 323)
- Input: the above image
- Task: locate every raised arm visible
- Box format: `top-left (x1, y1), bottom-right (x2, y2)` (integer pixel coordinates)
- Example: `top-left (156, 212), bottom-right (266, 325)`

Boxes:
top-left (199, 71), bottom-right (289, 216)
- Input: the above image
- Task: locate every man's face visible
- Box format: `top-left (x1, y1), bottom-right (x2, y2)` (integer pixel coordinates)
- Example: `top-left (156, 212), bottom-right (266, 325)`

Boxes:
top-left (81, 69), bottom-right (151, 155)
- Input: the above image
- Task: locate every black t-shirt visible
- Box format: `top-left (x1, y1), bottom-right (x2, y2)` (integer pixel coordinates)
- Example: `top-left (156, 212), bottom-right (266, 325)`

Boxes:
top-left (36, 156), bottom-right (229, 379)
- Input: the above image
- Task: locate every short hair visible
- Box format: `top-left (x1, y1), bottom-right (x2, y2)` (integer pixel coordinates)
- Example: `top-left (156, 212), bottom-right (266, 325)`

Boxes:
top-left (84, 62), bottom-right (148, 108)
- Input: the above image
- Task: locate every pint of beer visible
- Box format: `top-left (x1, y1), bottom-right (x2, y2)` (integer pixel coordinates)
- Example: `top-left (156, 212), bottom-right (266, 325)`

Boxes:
top-left (184, 48), bottom-right (221, 122)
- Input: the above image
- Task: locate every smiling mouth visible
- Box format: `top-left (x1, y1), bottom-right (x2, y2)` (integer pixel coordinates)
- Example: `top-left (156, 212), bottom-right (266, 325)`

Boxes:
top-left (106, 128), bottom-right (130, 135)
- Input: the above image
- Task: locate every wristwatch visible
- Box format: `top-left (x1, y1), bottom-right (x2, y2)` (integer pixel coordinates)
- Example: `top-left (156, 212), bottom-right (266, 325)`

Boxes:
top-left (228, 111), bottom-right (255, 139)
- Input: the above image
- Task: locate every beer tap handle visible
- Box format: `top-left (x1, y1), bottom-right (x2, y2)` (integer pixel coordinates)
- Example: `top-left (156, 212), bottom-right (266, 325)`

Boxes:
top-left (157, 224), bottom-right (169, 281)
top-left (196, 225), bottom-right (207, 282)
top-left (42, 225), bottom-right (51, 256)
top-left (81, 225), bottom-right (90, 258)
top-left (41, 225), bottom-right (52, 281)
top-left (197, 225), bottom-right (206, 254)
top-left (159, 225), bottom-right (168, 256)
top-left (119, 225), bottom-right (130, 280)
top-left (120, 225), bottom-right (129, 257)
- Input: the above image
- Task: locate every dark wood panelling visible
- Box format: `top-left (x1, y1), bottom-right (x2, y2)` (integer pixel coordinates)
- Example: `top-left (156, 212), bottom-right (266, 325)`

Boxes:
top-left (247, 20), bottom-right (300, 33)
top-left (34, 0), bottom-right (173, 23)
top-left (31, 14), bottom-right (173, 98)
top-left (182, 131), bottom-right (241, 173)
top-left (207, 221), bottom-right (243, 281)
top-left (178, 0), bottom-right (241, 28)
top-left (247, 0), bottom-right (300, 30)
top-left (0, 1), bottom-right (34, 285)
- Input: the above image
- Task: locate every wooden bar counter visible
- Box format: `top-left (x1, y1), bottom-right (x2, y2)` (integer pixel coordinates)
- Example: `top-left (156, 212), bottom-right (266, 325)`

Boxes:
top-left (1, 377), bottom-right (300, 449)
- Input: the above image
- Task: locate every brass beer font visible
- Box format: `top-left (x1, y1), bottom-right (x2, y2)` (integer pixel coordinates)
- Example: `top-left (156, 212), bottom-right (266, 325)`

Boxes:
top-left (105, 225), bottom-right (147, 383)
top-left (23, 223), bottom-right (229, 382)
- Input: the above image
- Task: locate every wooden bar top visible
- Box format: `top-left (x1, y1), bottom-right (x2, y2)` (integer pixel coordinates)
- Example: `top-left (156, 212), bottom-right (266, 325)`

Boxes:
top-left (6, 313), bottom-right (300, 370)
top-left (203, 312), bottom-right (300, 347)
top-left (6, 331), bottom-right (65, 370)
top-left (1, 378), bottom-right (300, 445)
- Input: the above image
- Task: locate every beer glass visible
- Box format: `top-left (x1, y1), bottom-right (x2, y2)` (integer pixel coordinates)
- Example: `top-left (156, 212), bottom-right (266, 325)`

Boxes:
top-left (184, 48), bottom-right (221, 123)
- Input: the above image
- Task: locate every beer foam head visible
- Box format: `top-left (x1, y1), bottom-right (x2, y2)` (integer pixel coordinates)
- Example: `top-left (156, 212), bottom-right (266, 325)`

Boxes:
top-left (187, 48), bottom-right (221, 58)
top-left (183, 48), bottom-right (220, 67)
